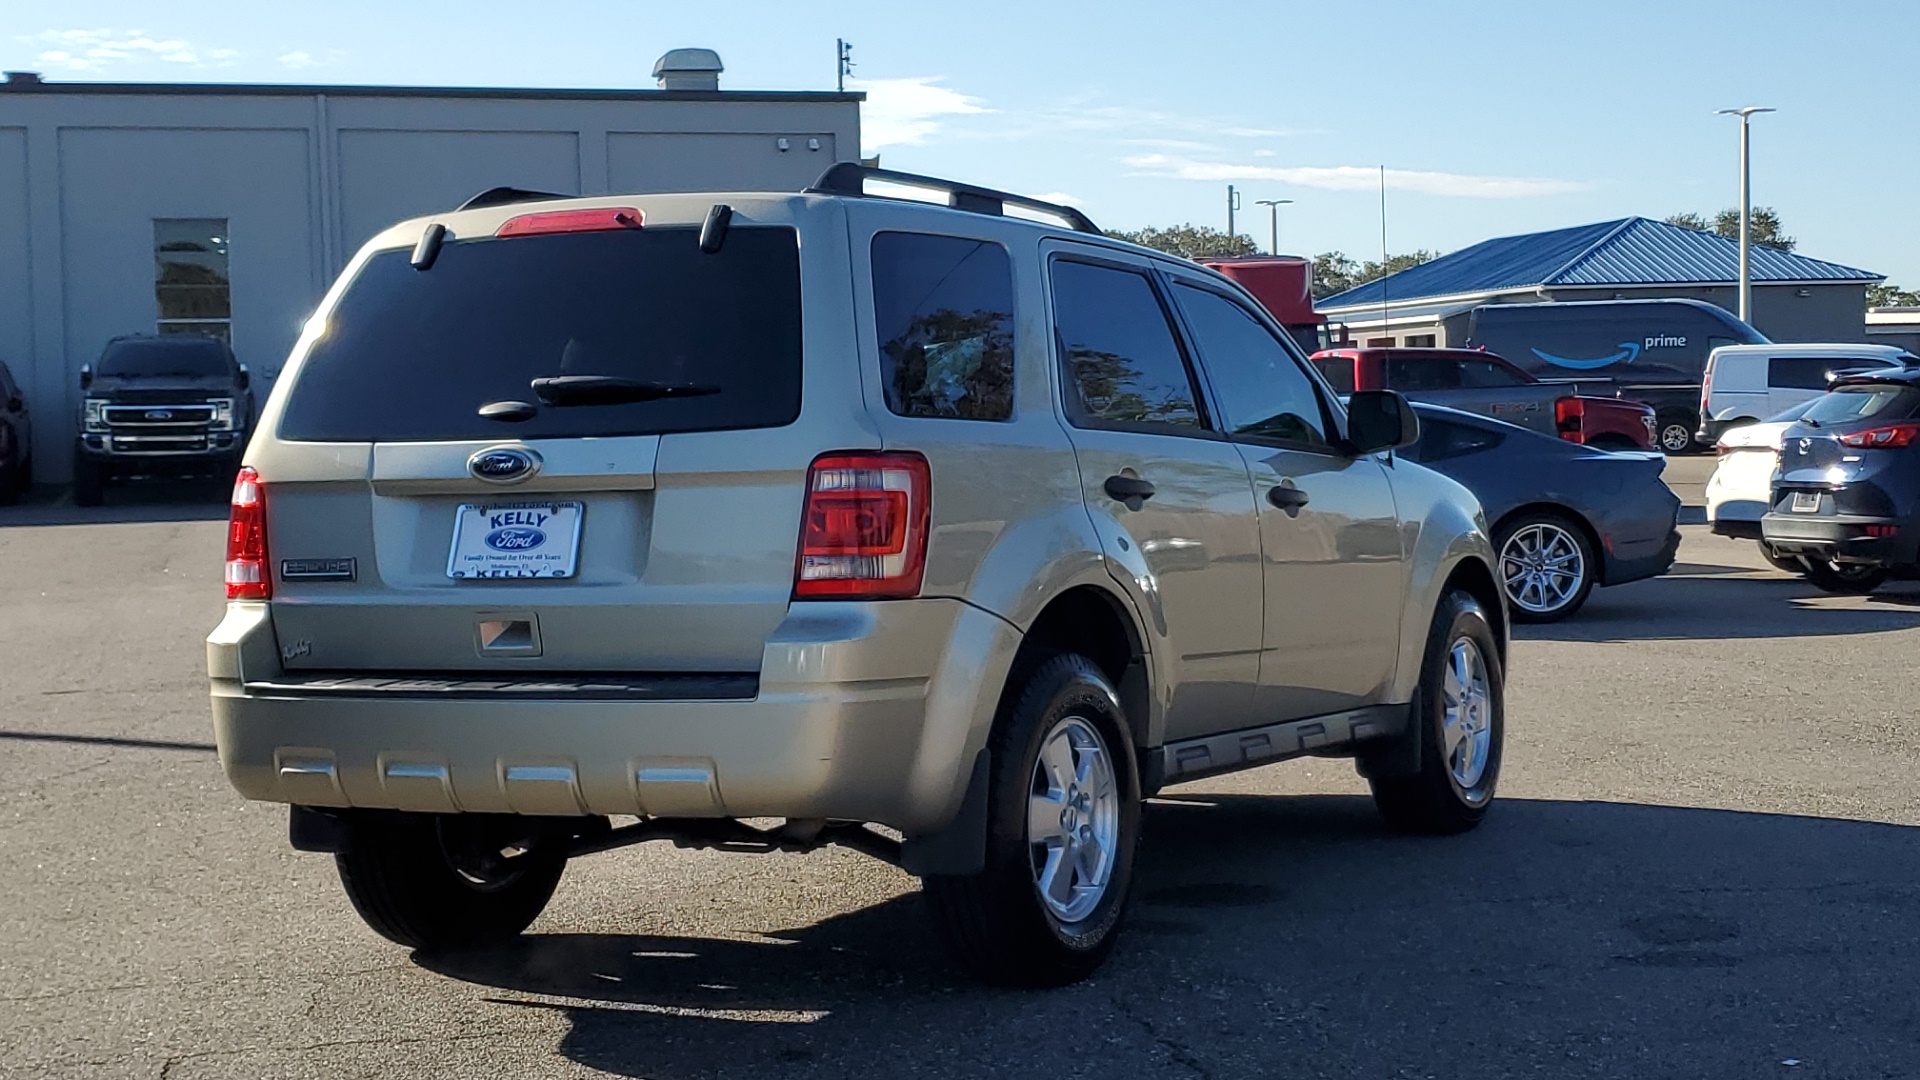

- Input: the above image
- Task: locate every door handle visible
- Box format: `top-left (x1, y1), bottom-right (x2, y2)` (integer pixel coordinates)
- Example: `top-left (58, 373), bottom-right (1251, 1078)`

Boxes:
top-left (1267, 484), bottom-right (1310, 514)
top-left (1103, 475), bottom-right (1156, 506)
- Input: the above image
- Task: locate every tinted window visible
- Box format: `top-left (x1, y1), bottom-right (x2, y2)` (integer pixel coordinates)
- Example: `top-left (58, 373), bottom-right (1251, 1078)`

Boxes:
top-left (1051, 261), bottom-right (1202, 431)
top-left (1800, 385), bottom-right (1920, 425)
top-left (1458, 358), bottom-right (1529, 388)
top-left (872, 233), bottom-right (1014, 421)
top-left (1385, 356), bottom-right (1460, 392)
top-left (1313, 357), bottom-right (1356, 395)
top-left (280, 226), bottom-right (802, 442)
top-left (1770, 356), bottom-right (1892, 391)
top-left (1405, 415), bottom-right (1505, 463)
top-left (1173, 283), bottom-right (1329, 448)
top-left (97, 337), bottom-right (233, 379)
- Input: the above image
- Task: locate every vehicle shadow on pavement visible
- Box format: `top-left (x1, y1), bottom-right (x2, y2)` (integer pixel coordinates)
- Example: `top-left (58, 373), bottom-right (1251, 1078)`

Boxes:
top-left (1520, 570), bottom-right (1920, 642)
top-left (418, 794), bottom-right (1920, 1079)
top-left (0, 481), bottom-right (225, 527)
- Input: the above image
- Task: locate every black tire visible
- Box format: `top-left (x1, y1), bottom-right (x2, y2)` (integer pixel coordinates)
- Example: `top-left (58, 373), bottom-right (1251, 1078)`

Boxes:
top-left (1758, 543), bottom-right (1806, 575)
top-left (924, 653), bottom-right (1141, 987)
top-left (1655, 413), bottom-right (1699, 454)
top-left (1371, 590), bottom-right (1505, 835)
top-left (1799, 558), bottom-right (1888, 595)
top-left (335, 812), bottom-right (568, 951)
top-left (72, 455), bottom-right (104, 507)
top-left (1494, 511), bottom-right (1597, 623)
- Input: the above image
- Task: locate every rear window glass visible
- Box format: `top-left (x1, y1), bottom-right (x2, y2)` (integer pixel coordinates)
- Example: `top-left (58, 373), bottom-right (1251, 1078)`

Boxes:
top-left (871, 232), bottom-right (1014, 421)
top-left (98, 337), bottom-right (232, 379)
top-left (279, 226), bottom-right (802, 442)
top-left (1801, 385), bottom-right (1920, 425)
top-left (1312, 357), bottom-right (1356, 394)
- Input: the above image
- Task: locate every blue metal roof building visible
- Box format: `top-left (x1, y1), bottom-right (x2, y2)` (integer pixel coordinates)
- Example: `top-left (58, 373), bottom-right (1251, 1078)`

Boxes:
top-left (1318, 217), bottom-right (1882, 347)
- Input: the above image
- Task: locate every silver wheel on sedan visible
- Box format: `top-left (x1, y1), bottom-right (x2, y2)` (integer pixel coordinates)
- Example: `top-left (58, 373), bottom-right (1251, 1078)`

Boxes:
top-left (1499, 520), bottom-right (1589, 619)
top-left (1027, 715), bottom-right (1119, 924)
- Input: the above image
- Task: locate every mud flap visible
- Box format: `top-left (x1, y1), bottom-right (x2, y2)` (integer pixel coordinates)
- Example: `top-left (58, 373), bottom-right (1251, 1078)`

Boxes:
top-left (1354, 696), bottom-right (1422, 780)
top-left (900, 749), bottom-right (991, 876)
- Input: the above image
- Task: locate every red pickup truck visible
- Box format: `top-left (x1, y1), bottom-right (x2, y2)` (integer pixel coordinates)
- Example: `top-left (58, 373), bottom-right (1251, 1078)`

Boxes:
top-left (1309, 348), bottom-right (1657, 451)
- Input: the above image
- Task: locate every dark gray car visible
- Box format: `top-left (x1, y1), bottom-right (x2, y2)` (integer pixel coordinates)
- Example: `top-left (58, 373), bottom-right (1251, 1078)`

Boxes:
top-left (1403, 403), bottom-right (1680, 621)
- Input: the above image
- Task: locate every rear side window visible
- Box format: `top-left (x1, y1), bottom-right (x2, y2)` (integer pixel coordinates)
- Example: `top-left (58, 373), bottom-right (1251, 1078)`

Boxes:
top-left (1458, 358), bottom-right (1528, 388)
top-left (1405, 416), bottom-right (1505, 463)
top-left (1051, 260), bottom-right (1203, 432)
top-left (871, 232), bottom-right (1014, 421)
top-left (1312, 357), bottom-right (1356, 394)
top-left (279, 226), bottom-right (802, 442)
top-left (1770, 356), bottom-right (1888, 391)
top-left (1801, 385), bottom-right (1920, 425)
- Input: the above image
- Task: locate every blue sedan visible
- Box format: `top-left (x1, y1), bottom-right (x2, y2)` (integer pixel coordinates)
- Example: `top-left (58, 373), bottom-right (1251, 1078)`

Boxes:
top-left (1403, 403), bottom-right (1681, 622)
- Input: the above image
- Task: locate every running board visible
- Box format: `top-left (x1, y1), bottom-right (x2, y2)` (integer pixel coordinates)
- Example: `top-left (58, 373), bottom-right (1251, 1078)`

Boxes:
top-left (1156, 704), bottom-right (1410, 787)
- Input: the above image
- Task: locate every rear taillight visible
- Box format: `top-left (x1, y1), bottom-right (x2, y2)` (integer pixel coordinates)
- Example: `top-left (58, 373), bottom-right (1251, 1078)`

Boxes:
top-left (794, 452), bottom-right (931, 600)
top-left (224, 466), bottom-right (269, 600)
top-left (495, 207), bottom-right (643, 237)
top-left (1838, 423), bottom-right (1920, 449)
top-left (1699, 364), bottom-right (1713, 415)
top-left (1554, 396), bottom-right (1584, 442)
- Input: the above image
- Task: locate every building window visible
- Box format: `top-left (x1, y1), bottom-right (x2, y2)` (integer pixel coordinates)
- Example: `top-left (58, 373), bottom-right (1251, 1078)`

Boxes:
top-left (155, 219), bottom-right (231, 343)
top-left (1405, 333), bottom-right (1437, 347)
top-left (1365, 336), bottom-right (1396, 347)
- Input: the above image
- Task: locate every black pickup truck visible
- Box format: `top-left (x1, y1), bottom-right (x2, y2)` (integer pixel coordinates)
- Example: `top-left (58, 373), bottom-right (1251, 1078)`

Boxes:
top-left (74, 335), bottom-right (254, 505)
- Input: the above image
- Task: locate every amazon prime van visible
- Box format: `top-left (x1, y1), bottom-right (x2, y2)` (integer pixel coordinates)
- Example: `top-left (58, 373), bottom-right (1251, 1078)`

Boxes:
top-left (1465, 299), bottom-right (1769, 452)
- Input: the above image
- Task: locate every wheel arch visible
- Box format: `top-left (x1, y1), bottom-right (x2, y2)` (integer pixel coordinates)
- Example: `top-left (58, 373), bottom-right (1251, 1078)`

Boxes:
top-left (1006, 584), bottom-right (1151, 751)
top-left (1438, 554), bottom-right (1507, 665)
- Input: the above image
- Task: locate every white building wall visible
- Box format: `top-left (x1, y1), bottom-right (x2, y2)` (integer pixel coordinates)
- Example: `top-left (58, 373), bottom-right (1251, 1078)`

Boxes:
top-left (0, 85), bottom-right (860, 481)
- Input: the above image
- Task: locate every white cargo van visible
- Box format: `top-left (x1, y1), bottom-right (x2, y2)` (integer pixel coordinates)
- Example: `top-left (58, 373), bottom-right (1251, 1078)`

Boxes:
top-left (1699, 343), bottom-right (1913, 441)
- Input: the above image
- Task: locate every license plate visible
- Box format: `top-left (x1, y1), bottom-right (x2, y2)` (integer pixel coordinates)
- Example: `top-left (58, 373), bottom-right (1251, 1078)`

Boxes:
top-left (1790, 491), bottom-right (1821, 514)
top-left (447, 502), bottom-right (584, 579)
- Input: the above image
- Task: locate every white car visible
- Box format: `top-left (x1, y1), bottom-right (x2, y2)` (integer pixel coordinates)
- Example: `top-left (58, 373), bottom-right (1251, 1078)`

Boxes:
top-left (1705, 403), bottom-right (1815, 571)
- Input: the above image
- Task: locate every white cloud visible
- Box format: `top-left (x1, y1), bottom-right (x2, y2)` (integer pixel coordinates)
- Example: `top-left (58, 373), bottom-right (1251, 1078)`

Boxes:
top-left (278, 51), bottom-right (318, 69)
top-left (1031, 191), bottom-right (1084, 207)
top-left (848, 76), bottom-right (988, 151)
top-left (1122, 153), bottom-right (1590, 198)
top-left (22, 28), bottom-right (241, 72)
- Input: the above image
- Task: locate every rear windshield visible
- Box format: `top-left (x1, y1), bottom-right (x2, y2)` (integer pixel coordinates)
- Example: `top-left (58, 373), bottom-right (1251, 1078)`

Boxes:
top-left (1800, 384), bottom-right (1920, 426)
top-left (98, 337), bottom-right (232, 379)
top-left (279, 225), bottom-right (802, 442)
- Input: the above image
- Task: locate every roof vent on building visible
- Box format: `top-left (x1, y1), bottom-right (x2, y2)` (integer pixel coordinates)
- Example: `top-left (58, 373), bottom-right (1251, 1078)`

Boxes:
top-left (653, 48), bottom-right (723, 91)
top-left (4, 72), bottom-right (44, 87)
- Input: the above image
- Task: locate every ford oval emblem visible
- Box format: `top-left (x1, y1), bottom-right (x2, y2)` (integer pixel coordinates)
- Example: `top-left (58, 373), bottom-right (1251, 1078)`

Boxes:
top-left (468, 446), bottom-right (541, 484)
top-left (484, 526), bottom-right (546, 551)
top-left (145, 409), bottom-right (174, 421)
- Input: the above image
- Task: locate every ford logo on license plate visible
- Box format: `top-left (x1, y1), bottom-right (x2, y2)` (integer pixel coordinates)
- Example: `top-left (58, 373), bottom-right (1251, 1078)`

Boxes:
top-left (484, 526), bottom-right (546, 551)
top-left (468, 445), bottom-right (541, 484)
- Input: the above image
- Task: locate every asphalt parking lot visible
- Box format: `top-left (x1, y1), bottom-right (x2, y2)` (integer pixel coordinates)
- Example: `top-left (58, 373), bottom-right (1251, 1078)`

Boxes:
top-left (5, 457), bottom-right (1920, 1079)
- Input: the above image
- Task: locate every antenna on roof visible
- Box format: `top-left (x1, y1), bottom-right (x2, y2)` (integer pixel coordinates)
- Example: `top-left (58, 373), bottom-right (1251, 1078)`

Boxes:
top-left (836, 39), bottom-right (854, 93)
top-left (1379, 165), bottom-right (1390, 342)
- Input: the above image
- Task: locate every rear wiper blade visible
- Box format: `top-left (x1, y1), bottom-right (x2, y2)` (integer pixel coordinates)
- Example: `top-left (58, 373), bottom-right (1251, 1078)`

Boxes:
top-left (1801, 418), bottom-right (1821, 428)
top-left (530, 375), bottom-right (720, 407)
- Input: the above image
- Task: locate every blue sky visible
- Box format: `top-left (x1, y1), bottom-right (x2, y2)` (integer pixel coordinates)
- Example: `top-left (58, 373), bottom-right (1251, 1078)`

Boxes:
top-left (8, 0), bottom-right (1916, 286)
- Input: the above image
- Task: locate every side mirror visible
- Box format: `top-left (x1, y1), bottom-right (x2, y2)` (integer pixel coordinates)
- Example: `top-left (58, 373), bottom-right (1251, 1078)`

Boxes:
top-left (1346, 390), bottom-right (1420, 455)
top-left (236, 364), bottom-right (251, 389)
top-left (79, 363), bottom-right (92, 389)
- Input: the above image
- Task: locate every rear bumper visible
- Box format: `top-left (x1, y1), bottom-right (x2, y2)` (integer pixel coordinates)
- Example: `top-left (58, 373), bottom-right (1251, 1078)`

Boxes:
top-left (1605, 527), bottom-right (1681, 585)
top-left (1710, 519), bottom-right (1763, 540)
top-left (207, 597), bottom-right (1022, 835)
top-left (1761, 512), bottom-right (1920, 566)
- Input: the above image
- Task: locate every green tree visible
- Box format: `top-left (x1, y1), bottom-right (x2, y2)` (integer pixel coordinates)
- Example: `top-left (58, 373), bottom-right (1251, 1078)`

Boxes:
top-left (1664, 208), bottom-right (1795, 251)
top-left (1107, 223), bottom-right (1258, 260)
top-left (1867, 283), bottom-right (1920, 308)
top-left (1311, 249), bottom-right (1438, 300)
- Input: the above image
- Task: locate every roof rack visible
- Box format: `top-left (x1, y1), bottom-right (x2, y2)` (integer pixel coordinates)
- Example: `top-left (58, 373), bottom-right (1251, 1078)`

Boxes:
top-left (457, 186), bottom-right (573, 211)
top-left (806, 162), bottom-right (1100, 235)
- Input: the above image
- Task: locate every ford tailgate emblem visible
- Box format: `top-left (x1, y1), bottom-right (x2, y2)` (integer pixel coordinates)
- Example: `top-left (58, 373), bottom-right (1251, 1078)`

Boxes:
top-left (468, 446), bottom-right (541, 484)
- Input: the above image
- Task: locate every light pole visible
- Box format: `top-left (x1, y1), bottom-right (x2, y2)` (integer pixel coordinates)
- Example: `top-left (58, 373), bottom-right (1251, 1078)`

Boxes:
top-left (1254, 198), bottom-right (1293, 255)
top-left (1716, 106), bottom-right (1775, 324)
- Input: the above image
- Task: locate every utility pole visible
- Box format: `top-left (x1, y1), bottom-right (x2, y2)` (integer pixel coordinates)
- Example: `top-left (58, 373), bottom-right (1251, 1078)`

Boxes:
top-left (1254, 198), bottom-right (1292, 255)
top-left (1716, 106), bottom-right (1775, 324)
top-left (836, 39), bottom-right (854, 92)
top-left (1226, 185), bottom-right (1241, 241)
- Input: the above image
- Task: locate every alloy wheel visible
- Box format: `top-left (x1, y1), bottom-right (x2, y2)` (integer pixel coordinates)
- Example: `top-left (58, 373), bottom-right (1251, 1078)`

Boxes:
top-left (1500, 522), bottom-right (1587, 615)
top-left (1027, 715), bottom-right (1120, 924)
top-left (1440, 638), bottom-right (1494, 798)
